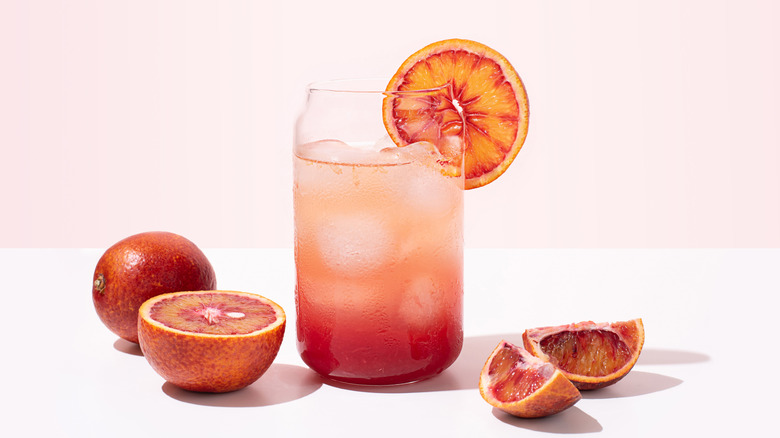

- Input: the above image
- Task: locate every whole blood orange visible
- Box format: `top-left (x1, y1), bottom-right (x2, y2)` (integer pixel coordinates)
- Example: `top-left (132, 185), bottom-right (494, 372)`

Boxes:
top-left (92, 231), bottom-right (216, 343)
top-left (479, 340), bottom-right (581, 418)
top-left (383, 38), bottom-right (529, 189)
top-left (138, 290), bottom-right (285, 393)
top-left (523, 319), bottom-right (645, 390)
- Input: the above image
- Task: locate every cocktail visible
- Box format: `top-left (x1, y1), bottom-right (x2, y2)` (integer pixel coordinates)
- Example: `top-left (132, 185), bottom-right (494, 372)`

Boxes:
top-left (294, 80), bottom-right (464, 384)
top-left (294, 39), bottom-right (529, 385)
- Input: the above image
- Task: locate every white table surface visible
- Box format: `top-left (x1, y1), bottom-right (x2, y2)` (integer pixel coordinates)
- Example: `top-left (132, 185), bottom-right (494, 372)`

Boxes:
top-left (3, 248), bottom-right (777, 437)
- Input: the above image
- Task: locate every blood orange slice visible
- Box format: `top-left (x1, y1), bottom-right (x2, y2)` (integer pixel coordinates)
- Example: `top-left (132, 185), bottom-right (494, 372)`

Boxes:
top-left (138, 290), bottom-right (286, 393)
top-left (479, 340), bottom-right (581, 418)
top-left (523, 319), bottom-right (645, 390)
top-left (383, 39), bottom-right (529, 189)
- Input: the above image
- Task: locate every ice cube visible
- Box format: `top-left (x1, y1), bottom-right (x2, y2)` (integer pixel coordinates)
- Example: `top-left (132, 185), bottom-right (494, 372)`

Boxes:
top-left (373, 134), bottom-right (398, 151)
top-left (394, 141), bottom-right (442, 166)
top-left (316, 213), bottom-right (394, 277)
top-left (378, 138), bottom-right (456, 167)
top-left (378, 147), bottom-right (403, 163)
top-left (375, 135), bottom-right (407, 163)
top-left (437, 135), bottom-right (465, 161)
top-left (398, 276), bottom-right (441, 329)
top-left (296, 139), bottom-right (355, 164)
top-left (299, 275), bottom-right (379, 321)
top-left (392, 142), bottom-right (463, 218)
top-left (296, 139), bottom-right (406, 165)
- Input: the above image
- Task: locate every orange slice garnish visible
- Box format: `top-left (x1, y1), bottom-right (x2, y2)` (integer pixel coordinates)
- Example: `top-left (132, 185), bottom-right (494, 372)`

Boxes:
top-left (383, 39), bottom-right (529, 189)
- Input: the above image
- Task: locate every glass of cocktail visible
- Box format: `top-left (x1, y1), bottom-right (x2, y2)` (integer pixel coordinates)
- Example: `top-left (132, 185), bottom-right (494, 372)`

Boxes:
top-left (293, 79), bottom-right (464, 385)
top-left (294, 38), bottom-right (530, 385)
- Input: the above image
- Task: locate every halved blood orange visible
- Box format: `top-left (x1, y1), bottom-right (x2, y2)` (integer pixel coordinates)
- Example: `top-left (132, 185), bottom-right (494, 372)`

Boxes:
top-left (383, 39), bottom-right (529, 189)
top-left (138, 290), bottom-right (286, 393)
top-left (523, 319), bottom-right (645, 390)
top-left (479, 340), bottom-right (581, 418)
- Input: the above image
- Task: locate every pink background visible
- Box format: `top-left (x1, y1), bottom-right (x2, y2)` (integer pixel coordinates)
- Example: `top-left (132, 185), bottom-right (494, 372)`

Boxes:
top-left (2, 0), bottom-right (779, 248)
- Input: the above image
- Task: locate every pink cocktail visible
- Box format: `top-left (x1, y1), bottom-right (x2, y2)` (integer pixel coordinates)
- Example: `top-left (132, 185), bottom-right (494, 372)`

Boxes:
top-left (294, 80), bottom-right (464, 384)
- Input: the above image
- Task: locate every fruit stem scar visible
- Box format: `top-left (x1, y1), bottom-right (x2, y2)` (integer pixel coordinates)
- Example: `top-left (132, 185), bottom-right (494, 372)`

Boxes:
top-left (94, 274), bottom-right (105, 295)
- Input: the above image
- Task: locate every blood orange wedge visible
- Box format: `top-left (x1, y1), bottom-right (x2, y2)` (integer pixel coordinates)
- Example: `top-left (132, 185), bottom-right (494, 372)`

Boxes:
top-left (523, 319), bottom-right (645, 390)
top-left (138, 290), bottom-right (285, 393)
top-left (383, 39), bottom-right (529, 189)
top-left (479, 340), bottom-right (581, 418)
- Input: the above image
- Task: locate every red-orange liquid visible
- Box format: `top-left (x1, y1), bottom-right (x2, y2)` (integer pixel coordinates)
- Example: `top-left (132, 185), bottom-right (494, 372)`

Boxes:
top-left (294, 146), bottom-right (463, 384)
top-left (295, 269), bottom-right (463, 384)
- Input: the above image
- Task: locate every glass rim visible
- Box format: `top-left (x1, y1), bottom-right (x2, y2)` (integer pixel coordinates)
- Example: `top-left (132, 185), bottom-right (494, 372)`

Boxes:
top-left (306, 78), bottom-right (450, 95)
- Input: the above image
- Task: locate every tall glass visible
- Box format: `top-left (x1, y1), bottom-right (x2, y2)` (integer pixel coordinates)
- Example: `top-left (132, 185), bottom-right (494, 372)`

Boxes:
top-left (293, 79), bottom-right (464, 385)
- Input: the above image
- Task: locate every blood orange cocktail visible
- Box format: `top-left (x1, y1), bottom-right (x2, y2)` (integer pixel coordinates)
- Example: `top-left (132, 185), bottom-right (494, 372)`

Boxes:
top-left (294, 38), bottom-right (530, 384)
top-left (294, 134), bottom-right (464, 384)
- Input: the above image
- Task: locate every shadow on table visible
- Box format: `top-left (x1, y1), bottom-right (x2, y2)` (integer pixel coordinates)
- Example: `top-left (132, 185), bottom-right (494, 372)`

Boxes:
top-left (637, 348), bottom-right (710, 365)
top-left (113, 338), bottom-right (143, 356)
top-left (161, 363), bottom-right (323, 407)
top-left (580, 371), bottom-right (682, 399)
top-left (494, 406), bottom-right (602, 434)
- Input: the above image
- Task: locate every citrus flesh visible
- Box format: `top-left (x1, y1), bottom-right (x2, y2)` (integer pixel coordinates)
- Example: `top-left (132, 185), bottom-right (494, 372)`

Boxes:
top-left (138, 290), bottom-right (285, 393)
top-left (383, 39), bottom-right (529, 189)
top-left (479, 341), bottom-right (581, 418)
top-left (523, 319), bottom-right (644, 390)
top-left (149, 292), bottom-right (279, 335)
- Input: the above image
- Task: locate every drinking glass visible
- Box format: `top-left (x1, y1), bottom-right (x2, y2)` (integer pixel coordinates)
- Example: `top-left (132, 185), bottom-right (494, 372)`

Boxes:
top-left (293, 79), bottom-right (464, 385)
